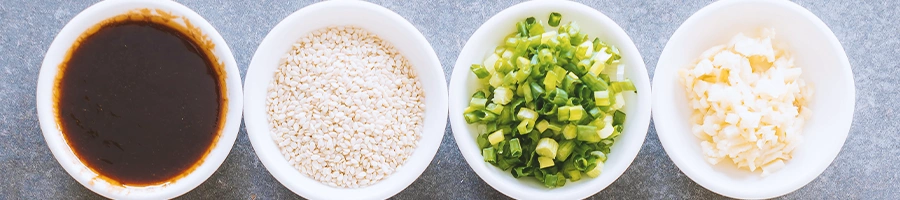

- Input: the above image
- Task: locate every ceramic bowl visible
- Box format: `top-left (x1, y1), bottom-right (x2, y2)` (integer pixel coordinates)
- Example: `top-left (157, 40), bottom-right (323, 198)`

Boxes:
top-left (242, 1), bottom-right (448, 199)
top-left (652, 0), bottom-right (854, 198)
top-left (448, 0), bottom-right (652, 199)
top-left (36, 0), bottom-right (243, 199)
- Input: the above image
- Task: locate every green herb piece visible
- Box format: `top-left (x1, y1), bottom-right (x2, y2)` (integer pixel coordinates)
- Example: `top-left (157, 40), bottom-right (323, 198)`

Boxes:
top-left (548, 12), bottom-right (562, 27)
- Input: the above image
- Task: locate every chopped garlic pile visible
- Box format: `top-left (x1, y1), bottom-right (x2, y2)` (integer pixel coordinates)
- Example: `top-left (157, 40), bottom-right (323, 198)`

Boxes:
top-left (678, 29), bottom-right (813, 176)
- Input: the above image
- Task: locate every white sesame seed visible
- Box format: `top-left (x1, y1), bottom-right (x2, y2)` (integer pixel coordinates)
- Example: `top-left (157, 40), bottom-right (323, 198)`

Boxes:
top-left (266, 26), bottom-right (424, 188)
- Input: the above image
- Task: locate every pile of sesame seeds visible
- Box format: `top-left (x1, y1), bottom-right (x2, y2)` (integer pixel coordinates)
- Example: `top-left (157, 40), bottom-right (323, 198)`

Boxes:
top-left (266, 26), bottom-right (425, 188)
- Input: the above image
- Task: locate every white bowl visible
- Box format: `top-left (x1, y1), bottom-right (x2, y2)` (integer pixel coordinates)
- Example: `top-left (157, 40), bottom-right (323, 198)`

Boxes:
top-left (652, 0), bottom-right (854, 199)
top-left (448, 1), bottom-right (652, 199)
top-left (36, 0), bottom-right (243, 199)
top-left (242, 1), bottom-right (448, 199)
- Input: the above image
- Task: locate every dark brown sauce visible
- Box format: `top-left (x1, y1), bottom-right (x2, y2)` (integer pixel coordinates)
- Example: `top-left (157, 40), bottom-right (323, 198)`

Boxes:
top-left (56, 17), bottom-right (224, 186)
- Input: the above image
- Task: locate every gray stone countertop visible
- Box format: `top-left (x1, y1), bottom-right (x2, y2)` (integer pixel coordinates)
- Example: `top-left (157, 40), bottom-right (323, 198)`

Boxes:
top-left (1, 0), bottom-right (897, 199)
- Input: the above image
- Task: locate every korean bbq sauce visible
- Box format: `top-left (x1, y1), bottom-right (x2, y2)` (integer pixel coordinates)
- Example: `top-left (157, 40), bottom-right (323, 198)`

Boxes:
top-left (56, 19), bottom-right (224, 186)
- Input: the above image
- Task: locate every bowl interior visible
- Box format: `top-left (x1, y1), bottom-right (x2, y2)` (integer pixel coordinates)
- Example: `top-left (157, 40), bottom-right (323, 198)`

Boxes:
top-left (242, 1), bottom-right (447, 199)
top-left (652, 0), bottom-right (854, 198)
top-left (448, 1), bottom-right (651, 199)
top-left (36, 0), bottom-right (242, 199)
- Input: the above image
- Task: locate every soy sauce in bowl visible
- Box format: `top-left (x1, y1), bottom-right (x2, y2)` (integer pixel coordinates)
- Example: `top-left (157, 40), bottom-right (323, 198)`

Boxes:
top-left (55, 12), bottom-right (225, 186)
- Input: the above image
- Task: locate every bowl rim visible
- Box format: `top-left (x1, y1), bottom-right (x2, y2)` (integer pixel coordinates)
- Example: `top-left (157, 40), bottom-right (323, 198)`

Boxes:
top-left (651, 0), bottom-right (855, 198)
top-left (448, 0), bottom-right (652, 199)
top-left (35, 0), bottom-right (243, 199)
top-left (242, 0), bottom-right (448, 199)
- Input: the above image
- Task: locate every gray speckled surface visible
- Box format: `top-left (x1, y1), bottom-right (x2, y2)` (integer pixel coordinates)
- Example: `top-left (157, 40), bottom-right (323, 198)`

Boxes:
top-left (1, 0), bottom-right (897, 199)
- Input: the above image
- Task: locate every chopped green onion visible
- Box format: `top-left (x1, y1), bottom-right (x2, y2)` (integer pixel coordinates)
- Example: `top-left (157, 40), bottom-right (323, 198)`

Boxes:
top-left (488, 130), bottom-right (505, 145)
top-left (529, 81), bottom-right (545, 98)
top-left (610, 125), bottom-right (622, 139)
top-left (598, 122), bottom-right (614, 139)
top-left (566, 169), bottom-right (581, 181)
top-left (476, 133), bottom-right (490, 148)
top-left (516, 21), bottom-right (529, 37)
top-left (504, 37), bottom-right (519, 48)
top-left (496, 58), bottom-right (514, 75)
top-left (493, 86), bottom-right (514, 105)
top-left (536, 138), bottom-right (559, 158)
top-left (515, 59), bottom-right (532, 83)
top-left (576, 125), bottom-right (600, 142)
top-left (580, 72), bottom-right (608, 91)
top-left (571, 34), bottom-right (585, 46)
top-left (527, 128), bottom-right (541, 142)
top-left (591, 151), bottom-right (608, 163)
top-left (561, 72), bottom-right (580, 92)
top-left (513, 39), bottom-right (529, 60)
top-left (528, 21), bottom-right (544, 37)
top-left (489, 71), bottom-right (504, 88)
top-left (486, 103), bottom-right (504, 114)
top-left (547, 121), bottom-right (564, 132)
top-left (541, 31), bottom-right (558, 45)
top-left (512, 166), bottom-right (532, 178)
top-left (565, 22), bottom-right (582, 44)
top-left (588, 107), bottom-right (602, 118)
top-left (562, 123), bottom-right (577, 140)
top-left (499, 105), bottom-right (516, 124)
top-left (568, 105), bottom-right (585, 121)
top-left (509, 138), bottom-right (523, 158)
top-left (527, 35), bottom-right (542, 48)
top-left (612, 93), bottom-right (625, 110)
top-left (536, 120), bottom-right (550, 133)
top-left (576, 60), bottom-right (592, 76)
top-left (608, 46), bottom-right (621, 60)
top-left (543, 70), bottom-right (559, 91)
top-left (471, 64), bottom-right (490, 79)
top-left (548, 88), bottom-right (568, 105)
top-left (589, 56), bottom-right (609, 76)
top-left (610, 80), bottom-right (637, 93)
top-left (516, 120), bottom-right (535, 134)
top-left (556, 140), bottom-right (576, 161)
top-left (574, 156), bottom-right (589, 171)
top-left (585, 161), bottom-right (604, 178)
top-left (502, 70), bottom-right (517, 86)
top-left (469, 91), bottom-right (488, 109)
top-left (548, 12), bottom-right (562, 27)
top-left (555, 172), bottom-right (566, 187)
top-left (538, 156), bottom-right (555, 169)
top-left (502, 48), bottom-right (514, 60)
top-left (467, 15), bottom-right (633, 189)
top-left (547, 36), bottom-right (561, 49)
top-left (538, 101), bottom-right (557, 115)
top-left (575, 41), bottom-right (594, 60)
top-left (483, 147), bottom-right (496, 163)
top-left (463, 109), bottom-right (497, 123)
top-left (561, 63), bottom-right (582, 77)
top-left (613, 110), bottom-right (626, 126)
top-left (557, 33), bottom-right (571, 48)
top-left (521, 83), bottom-right (534, 103)
top-left (508, 98), bottom-right (525, 112)
top-left (594, 90), bottom-right (610, 106)
top-left (542, 172), bottom-right (558, 188)
top-left (515, 56), bottom-right (531, 70)
top-left (539, 48), bottom-right (553, 63)
top-left (557, 106), bottom-right (570, 121)
top-left (553, 65), bottom-right (568, 83)
top-left (493, 44), bottom-right (506, 53)
top-left (483, 53), bottom-right (500, 73)
top-left (517, 108), bottom-right (538, 121)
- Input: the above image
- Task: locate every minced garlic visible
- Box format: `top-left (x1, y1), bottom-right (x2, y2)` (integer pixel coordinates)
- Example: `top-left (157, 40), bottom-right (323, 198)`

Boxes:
top-left (678, 29), bottom-right (813, 176)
